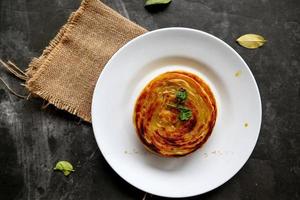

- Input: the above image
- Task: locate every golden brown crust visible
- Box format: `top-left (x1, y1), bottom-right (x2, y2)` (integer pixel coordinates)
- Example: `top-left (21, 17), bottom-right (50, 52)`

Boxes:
top-left (133, 71), bottom-right (217, 157)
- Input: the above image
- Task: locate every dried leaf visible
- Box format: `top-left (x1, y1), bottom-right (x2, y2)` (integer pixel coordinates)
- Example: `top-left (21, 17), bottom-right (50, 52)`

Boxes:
top-left (236, 34), bottom-right (267, 49)
top-left (145, 0), bottom-right (172, 6)
top-left (53, 161), bottom-right (75, 176)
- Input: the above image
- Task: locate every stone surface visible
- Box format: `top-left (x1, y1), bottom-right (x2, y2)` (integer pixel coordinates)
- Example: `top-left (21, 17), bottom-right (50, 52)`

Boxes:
top-left (0, 0), bottom-right (299, 199)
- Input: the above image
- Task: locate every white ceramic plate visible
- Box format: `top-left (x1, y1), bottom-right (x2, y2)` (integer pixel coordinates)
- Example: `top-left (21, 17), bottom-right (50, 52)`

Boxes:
top-left (92, 28), bottom-right (262, 198)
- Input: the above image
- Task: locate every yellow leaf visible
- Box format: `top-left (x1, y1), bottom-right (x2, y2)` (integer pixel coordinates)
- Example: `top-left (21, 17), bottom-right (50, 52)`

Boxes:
top-left (236, 34), bottom-right (267, 49)
top-left (53, 161), bottom-right (75, 176)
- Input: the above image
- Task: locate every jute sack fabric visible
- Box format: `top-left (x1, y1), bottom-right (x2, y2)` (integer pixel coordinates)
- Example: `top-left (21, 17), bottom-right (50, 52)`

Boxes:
top-left (25, 0), bottom-right (147, 122)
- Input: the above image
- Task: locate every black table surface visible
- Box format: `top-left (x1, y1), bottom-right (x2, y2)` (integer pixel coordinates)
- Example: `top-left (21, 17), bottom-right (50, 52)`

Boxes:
top-left (0, 0), bottom-right (299, 199)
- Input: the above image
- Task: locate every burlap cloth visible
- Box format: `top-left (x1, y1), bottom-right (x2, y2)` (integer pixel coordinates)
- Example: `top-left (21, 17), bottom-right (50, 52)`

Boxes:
top-left (25, 0), bottom-right (147, 122)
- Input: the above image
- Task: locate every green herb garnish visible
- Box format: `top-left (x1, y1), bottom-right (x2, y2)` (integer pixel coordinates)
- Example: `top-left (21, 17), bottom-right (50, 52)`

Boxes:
top-left (179, 109), bottom-right (192, 121)
top-left (53, 161), bottom-right (75, 176)
top-left (177, 105), bottom-right (192, 121)
top-left (176, 88), bottom-right (187, 102)
top-left (166, 88), bottom-right (192, 121)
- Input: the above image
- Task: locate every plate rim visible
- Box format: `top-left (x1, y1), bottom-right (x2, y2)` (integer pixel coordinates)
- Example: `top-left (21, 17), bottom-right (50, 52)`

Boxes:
top-left (91, 27), bottom-right (262, 198)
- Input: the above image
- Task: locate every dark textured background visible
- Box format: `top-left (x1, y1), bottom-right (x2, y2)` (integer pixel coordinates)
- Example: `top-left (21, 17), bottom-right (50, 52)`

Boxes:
top-left (0, 0), bottom-right (299, 199)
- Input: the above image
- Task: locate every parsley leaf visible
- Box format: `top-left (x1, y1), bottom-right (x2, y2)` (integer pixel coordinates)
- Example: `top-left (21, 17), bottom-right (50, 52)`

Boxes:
top-left (178, 107), bottom-right (192, 121)
top-left (167, 104), bottom-right (192, 121)
top-left (176, 88), bottom-right (187, 102)
top-left (166, 88), bottom-right (192, 121)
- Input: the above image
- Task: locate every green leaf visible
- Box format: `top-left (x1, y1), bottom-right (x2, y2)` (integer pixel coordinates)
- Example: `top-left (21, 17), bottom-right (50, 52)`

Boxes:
top-left (53, 161), bottom-right (75, 176)
top-left (176, 88), bottom-right (187, 102)
top-left (179, 108), bottom-right (192, 121)
top-left (145, 0), bottom-right (172, 6)
top-left (236, 34), bottom-right (267, 49)
top-left (166, 88), bottom-right (191, 121)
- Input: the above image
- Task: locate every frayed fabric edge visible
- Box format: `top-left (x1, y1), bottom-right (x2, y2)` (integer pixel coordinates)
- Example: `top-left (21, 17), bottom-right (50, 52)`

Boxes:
top-left (25, 0), bottom-right (93, 122)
